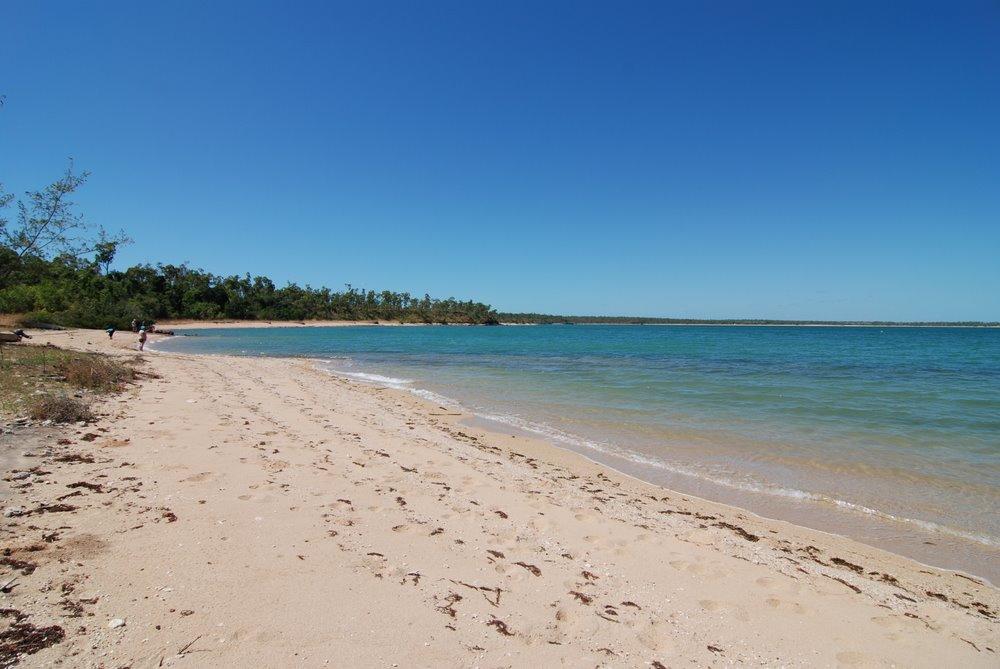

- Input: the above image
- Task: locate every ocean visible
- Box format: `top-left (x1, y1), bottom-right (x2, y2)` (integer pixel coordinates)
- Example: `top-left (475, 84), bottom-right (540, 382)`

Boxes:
top-left (153, 324), bottom-right (1000, 582)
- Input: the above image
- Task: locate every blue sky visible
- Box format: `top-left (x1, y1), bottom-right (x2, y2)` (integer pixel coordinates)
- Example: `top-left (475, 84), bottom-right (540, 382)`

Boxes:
top-left (2, 1), bottom-right (998, 320)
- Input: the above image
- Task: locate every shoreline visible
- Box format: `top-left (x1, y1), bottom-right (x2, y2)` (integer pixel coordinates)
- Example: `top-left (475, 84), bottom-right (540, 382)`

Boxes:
top-left (156, 319), bottom-right (1000, 330)
top-left (153, 330), bottom-right (1000, 585)
top-left (3, 328), bottom-right (997, 666)
top-left (313, 360), bottom-right (1000, 587)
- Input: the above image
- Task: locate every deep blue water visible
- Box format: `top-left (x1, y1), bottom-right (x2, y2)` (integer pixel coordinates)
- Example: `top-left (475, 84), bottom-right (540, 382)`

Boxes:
top-left (155, 325), bottom-right (1000, 579)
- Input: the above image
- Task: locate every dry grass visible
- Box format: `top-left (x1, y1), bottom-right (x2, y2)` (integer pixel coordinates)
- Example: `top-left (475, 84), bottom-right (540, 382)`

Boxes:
top-left (27, 394), bottom-right (95, 423)
top-left (59, 356), bottom-right (136, 391)
top-left (0, 313), bottom-right (25, 328)
top-left (0, 343), bottom-right (139, 420)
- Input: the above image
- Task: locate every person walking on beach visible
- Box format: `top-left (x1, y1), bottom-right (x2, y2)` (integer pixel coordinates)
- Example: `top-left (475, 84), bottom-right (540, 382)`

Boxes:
top-left (131, 318), bottom-right (138, 332)
top-left (106, 326), bottom-right (116, 339)
top-left (138, 327), bottom-right (147, 351)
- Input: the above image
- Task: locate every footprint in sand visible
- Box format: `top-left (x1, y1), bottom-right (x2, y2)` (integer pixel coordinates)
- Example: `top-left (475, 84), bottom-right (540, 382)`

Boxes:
top-left (699, 599), bottom-right (750, 621)
top-left (637, 620), bottom-right (671, 652)
top-left (764, 597), bottom-right (808, 615)
top-left (668, 559), bottom-right (726, 580)
top-left (835, 650), bottom-right (886, 667)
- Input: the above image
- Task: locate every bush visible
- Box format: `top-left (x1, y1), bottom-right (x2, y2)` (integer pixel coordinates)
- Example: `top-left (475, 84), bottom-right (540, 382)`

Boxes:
top-left (28, 394), bottom-right (94, 423)
top-left (0, 284), bottom-right (42, 313)
top-left (18, 311), bottom-right (61, 328)
top-left (58, 356), bottom-right (135, 391)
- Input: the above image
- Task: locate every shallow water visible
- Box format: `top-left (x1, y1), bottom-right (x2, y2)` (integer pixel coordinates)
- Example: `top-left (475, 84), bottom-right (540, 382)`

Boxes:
top-left (155, 325), bottom-right (1000, 581)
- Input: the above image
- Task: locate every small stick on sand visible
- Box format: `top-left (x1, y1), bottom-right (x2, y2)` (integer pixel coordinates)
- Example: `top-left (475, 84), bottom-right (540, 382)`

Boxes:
top-left (178, 635), bottom-right (203, 655)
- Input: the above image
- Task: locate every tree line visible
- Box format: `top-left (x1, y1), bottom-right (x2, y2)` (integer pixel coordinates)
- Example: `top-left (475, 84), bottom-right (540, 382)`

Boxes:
top-left (497, 313), bottom-right (999, 327)
top-left (1, 164), bottom-right (993, 330)
top-left (0, 166), bottom-right (499, 328)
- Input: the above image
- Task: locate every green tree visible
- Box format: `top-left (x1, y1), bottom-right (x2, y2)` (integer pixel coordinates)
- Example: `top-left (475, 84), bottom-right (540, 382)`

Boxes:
top-left (0, 163), bottom-right (129, 284)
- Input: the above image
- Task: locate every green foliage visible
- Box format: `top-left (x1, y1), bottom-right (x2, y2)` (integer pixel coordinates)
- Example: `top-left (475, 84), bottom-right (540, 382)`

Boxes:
top-left (0, 255), bottom-right (500, 327)
top-left (0, 166), bottom-right (497, 326)
top-left (0, 163), bottom-right (130, 280)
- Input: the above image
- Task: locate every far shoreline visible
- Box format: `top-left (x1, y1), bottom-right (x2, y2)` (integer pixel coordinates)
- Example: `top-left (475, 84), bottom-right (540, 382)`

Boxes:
top-left (157, 319), bottom-right (1000, 330)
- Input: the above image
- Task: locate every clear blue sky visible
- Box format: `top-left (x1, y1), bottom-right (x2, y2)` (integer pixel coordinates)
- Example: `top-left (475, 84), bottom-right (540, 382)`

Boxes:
top-left (2, 1), bottom-right (998, 320)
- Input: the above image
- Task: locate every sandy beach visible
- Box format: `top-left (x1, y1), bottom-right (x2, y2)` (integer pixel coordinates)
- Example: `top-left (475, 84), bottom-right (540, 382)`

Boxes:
top-left (157, 320), bottom-right (439, 329)
top-left (0, 327), bottom-right (996, 668)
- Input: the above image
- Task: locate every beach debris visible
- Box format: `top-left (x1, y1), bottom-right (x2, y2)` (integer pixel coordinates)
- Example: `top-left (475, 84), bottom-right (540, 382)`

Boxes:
top-left (60, 599), bottom-right (85, 618)
top-left (28, 503), bottom-right (77, 515)
top-left (108, 618), bottom-right (126, 629)
top-left (831, 557), bottom-right (864, 574)
top-left (481, 586), bottom-right (502, 607)
top-left (0, 558), bottom-right (37, 576)
top-left (486, 616), bottom-right (514, 636)
top-left (0, 620), bottom-right (65, 664)
top-left (569, 591), bottom-right (593, 605)
top-left (0, 577), bottom-right (18, 593)
top-left (52, 453), bottom-right (94, 464)
top-left (493, 510), bottom-right (509, 519)
top-left (436, 592), bottom-right (462, 618)
top-left (825, 575), bottom-right (861, 594)
top-left (2, 507), bottom-right (24, 519)
top-left (486, 550), bottom-right (505, 559)
top-left (714, 522), bottom-right (760, 542)
top-left (449, 579), bottom-right (502, 607)
top-left (514, 561), bottom-right (541, 576)
top-left (178, 634), bottom-right (203, 655)
top-left (66, 481), bottom-right (104, 493)
top-left (581, 570), bottom-right (599, 581)
top-left (707, 645), bottom-right (724, 654)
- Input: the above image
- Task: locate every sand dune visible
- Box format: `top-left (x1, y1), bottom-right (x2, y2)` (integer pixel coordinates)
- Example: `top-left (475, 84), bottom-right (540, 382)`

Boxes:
top-left (1, 328), bottom-right (996, 667)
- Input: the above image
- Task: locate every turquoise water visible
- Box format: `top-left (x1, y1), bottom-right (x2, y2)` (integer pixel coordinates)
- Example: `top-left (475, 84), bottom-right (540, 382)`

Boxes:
top-left (155, 325), bottom-right (1000, 580)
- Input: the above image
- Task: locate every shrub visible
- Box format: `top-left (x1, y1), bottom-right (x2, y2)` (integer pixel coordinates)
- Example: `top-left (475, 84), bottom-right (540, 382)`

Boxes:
top-left (28, 394), bottom-right (94, 423)
top-left (0, 285), bottom-right (42, 313)
top-left (58, 356), bottom-right (135, 391)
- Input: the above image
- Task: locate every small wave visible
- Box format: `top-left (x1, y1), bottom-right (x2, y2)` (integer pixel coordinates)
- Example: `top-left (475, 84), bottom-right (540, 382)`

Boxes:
top-left (314, 362), bottom-right (457, 406)
top-left (313, 362), bottom-right (1000, 550)
top-left (335, 371), bottom-right (414, 386)
top-left (826, 498), bottom-right (1000, 548)
top-left (474, 412), bottom-right (1000, 549)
